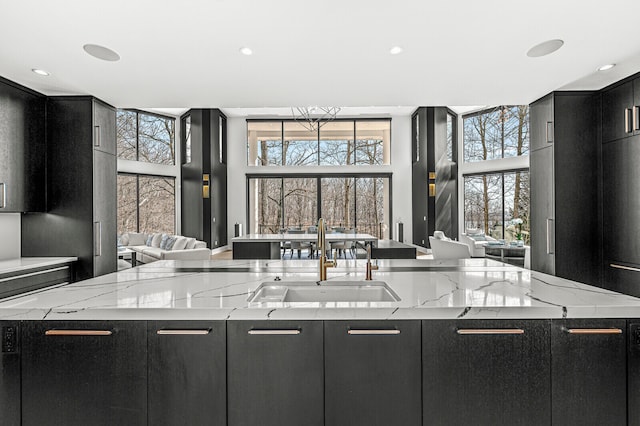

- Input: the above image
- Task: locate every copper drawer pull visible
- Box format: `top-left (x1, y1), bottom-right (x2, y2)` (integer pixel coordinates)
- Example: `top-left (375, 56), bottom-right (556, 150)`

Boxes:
top-left (45, 330), bottom-right (112, 336)
top-left (348, 329), bottom-right (401, 335)
top-left (567, 328), bottom-right (622, 335)
top-left (248, 329), bottom-right (300, 335)
top-left (457, 329), bottom-right (525, 335)
top-left (156, 329), bottom-right (210, 335)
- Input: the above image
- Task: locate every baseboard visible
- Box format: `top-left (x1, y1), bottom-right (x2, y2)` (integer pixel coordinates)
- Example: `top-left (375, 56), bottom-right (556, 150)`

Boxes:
top-left (210, 245), bottom-right (230, 256)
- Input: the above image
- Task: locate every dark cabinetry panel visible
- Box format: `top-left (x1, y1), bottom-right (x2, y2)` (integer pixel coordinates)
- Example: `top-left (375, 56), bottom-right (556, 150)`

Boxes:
top-left (0, 77), bottom-right (45, 212)
top-left (227, 320), bottom-right (324, 426)
top-left (529, 92), bottom-right (598, 285)
top-left (603, 263), bottom-right (640, 297)
top-left (148, 320), bottom-right (226, 426)
top-left (602, 80), bottom-right (634, 143)
top-left (22, 97), bottom-right (116, 281)
top-left (602, 135), bottom-right (640, 269)
top-left (423, 319), bottom-right (551, 425)
top-left (0, 322), bottom-right (20, 426)
top-left (628, 320), bottom-right (640, 426)
top-left (324, 321), bottom-right (421, 426)
top-left (21, 321), bottom-right (147, 426)
top-left (551, 319), bottom-right (626, 426)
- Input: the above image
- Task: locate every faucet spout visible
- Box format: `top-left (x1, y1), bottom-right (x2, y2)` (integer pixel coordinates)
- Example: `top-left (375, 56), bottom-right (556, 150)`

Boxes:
top-left (365, 243), bottom-right (379, 281)
top-left (318, 218), bottom-right (336, 281)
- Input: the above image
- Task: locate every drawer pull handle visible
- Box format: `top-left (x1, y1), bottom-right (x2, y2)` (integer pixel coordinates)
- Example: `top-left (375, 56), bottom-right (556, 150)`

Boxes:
top-left (457, 329), bottom-right (525, 335)
top-left (248, 329), bottom-right (300, 335)
top-left (610, 263), bottom-right (640, 273)
top-left (626, 108), bottom-right (633, 133)
top-left (94, 125), bottom-right (101, 147)
top-left (45, 330), bottom-right (112, 336)
top-left (567, 328), bottom-right (622, 335)
top-left (635, 106), bottom-right (640, 131)
top-left (157, 329), bottom-right (210, 335)
top-left (348, 329), bottom-right (400, 335)
top-left (0, 183), bottom-right (5, 208)
top-left (546, 121), bottom-right (554, 143)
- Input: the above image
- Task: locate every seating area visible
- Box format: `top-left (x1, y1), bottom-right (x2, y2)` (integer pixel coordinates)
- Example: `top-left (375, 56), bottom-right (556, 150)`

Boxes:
top-left (459, 228), bottom-right (499, 257)
top-left (118, 232), bottom-right (210, 264)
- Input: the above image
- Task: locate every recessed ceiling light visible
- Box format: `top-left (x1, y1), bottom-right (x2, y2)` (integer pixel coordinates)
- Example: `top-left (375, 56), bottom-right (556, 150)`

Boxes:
top-left (240, 47), bottom-right (253, 56)
top-left (598, 64), bottom-right (616, 72)
top-left (83, 44), bottom-right (120, 62)
top-left (31, 69), bottom-right (50, 76)
top-left (389, 46), bottom-right (403, 55)
top-left (526, 39), bottom-right (564, 58)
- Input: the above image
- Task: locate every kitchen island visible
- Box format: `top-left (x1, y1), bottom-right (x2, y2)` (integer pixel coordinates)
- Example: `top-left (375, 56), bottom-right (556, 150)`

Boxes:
top-left (1, 258), bottom-right (639, 426)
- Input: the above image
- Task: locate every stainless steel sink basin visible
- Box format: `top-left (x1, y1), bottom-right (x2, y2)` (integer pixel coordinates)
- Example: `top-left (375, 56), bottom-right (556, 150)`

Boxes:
top-left (248, 281), bottom-right (400, 303)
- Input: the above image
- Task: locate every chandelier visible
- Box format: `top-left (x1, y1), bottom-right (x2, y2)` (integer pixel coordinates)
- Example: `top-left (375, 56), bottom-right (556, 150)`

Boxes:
top-left (290, 106), bottom-right (341, 132)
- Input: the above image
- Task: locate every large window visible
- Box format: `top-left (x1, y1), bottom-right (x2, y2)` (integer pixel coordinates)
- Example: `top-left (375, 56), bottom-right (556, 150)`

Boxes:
top-left (248, 175), bottom-right (391, 238)
top-left (464, 171), bottom-right (529, 243)
top-left (463, 106), bottom-right (529, 162)
top-left (117, 110), bottom-right (175, 165)
top-left (247, 120), bottom-right (391, 166)
top-left (117, 173), bottom-right (175, 235)
top-left (116, 109), bottom-right (177, 236)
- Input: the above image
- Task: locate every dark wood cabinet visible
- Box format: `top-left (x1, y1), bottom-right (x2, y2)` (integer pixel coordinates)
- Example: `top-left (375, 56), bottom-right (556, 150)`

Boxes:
top-left (551, 319), bottom-right (626, 426)
top-left (530, 92), bottom-right (599, 285)
top-left (628, 320), bottom-right (640, 426)
top-left (602, 80), bottom-right (634, 143)
top-left (1, 322), bottom-right (20, 426)
top-left (22, 97), bottom-right (117, 281)
top-left (324, 320), bottom-right (421, 426)
top-left (148, 320), bottom-right (226, 426)
top-left (227, 320), bottom-right (324, 426)
top-left (0, 77), bottom-right (45, 212)
top-left (21, 321), bottom-right (147, 426)
top-left (603, 263), bottom-right (640, 296)
top-left (423, 319), bottom-right (551, 425)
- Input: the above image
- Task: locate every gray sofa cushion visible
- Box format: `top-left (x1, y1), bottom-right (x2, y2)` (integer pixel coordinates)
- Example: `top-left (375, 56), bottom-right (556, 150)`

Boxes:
top-left (128, 232), bottom-right (147, 246)
top-left (151, 233), bottom-right (163, 248)
top-left (159, 234), bottom-right (170, 250)
top-left (185, 237), bottom-right (196, 249)
top-left (172, 236), bottom-right (188, 251)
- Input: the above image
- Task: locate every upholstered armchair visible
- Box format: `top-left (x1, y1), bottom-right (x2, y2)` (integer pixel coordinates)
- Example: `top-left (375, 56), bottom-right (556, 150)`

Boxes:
top-left (459, 229), bottom-right (498, 257)
top-left (429, 232), bottom-right (471, 260)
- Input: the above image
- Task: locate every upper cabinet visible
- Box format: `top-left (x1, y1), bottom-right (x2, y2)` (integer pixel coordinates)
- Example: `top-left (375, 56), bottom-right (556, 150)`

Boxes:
top-left (602, 78), bottom-right (640, 144)
top-left (0, 77), bottom-right (46, 213)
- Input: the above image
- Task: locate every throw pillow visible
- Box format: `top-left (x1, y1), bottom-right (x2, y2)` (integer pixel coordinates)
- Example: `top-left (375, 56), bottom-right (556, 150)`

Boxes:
top-left (146, 234), bottom-right (154, 246)
top-left (470, 234), bottom-right (487, 241)
top-left (165, 236), bottom-right (178, 251)
top-left (172, 236), bottom-right (188, 251)
top-left (120, 234), bottom-right (130, 246)
top-left (151, 233), bottom-right (163, 248)
top-left (128, 232), bottom-right (146, 246)
top-left (194, 241), bottom-right (207, 249)
top-left (185, 237), bottom-right (196, 250)
top-left (159, 234), bottom-right (170, 250)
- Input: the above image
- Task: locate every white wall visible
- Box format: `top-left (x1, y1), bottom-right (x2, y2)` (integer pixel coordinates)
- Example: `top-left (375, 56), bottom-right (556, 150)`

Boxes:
top-left (0, 213), bottom-right (21, 260)
top-left (225, 115), bottom-right (413, 242)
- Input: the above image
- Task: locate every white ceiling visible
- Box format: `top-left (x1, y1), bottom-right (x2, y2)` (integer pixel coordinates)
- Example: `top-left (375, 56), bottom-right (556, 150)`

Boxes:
top-left (2, 0), bottom-right (640, 115)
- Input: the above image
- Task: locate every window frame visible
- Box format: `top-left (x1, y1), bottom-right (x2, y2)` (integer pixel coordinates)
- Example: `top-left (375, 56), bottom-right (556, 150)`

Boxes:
top-left (118, 108), bottom-right (176, 165)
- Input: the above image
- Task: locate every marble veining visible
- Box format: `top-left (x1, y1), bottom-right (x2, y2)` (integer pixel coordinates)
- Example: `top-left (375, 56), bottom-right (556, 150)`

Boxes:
top-left (0, 258), bottom-right (639, 320)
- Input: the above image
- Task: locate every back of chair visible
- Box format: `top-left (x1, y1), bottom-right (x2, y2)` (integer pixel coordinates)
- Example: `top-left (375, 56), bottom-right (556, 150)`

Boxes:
top-left (429, 237), bottom-right (471, 260)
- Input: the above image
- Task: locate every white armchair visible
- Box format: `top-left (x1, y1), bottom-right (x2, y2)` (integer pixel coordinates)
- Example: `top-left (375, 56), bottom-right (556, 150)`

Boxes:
top-left (429, 235), bottom-right (471, 260)
top-left (460, 229), bottom-right (498, 257)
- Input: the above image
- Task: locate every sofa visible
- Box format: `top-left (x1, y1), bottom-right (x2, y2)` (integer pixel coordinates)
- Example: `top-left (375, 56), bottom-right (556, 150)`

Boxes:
top-left (119, 232), bottom-right (211, 264)
top-left (459, 229), bottom-right (499, 257)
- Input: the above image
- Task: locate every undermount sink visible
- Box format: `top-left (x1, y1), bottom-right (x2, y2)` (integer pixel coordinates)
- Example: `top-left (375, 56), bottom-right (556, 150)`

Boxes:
top-left (248, 281), bottom-right (400, 303)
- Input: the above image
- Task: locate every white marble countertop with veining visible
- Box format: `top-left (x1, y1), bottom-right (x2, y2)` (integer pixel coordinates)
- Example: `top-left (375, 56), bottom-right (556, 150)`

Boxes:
top-left (0, 258), bottom-right (639, 320)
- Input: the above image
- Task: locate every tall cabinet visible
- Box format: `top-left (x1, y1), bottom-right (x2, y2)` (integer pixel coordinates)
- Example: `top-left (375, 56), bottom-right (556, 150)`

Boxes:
top-left (600, 75), bottom-right (640, 295)
top-left (22, 97), bottom-right (117, 281)
top-left (530, 92), bottom-right (599, 285)
top-left (180, 109), bottom-right (227, 249)
top-left (0, 77), bottom-right (45, 213)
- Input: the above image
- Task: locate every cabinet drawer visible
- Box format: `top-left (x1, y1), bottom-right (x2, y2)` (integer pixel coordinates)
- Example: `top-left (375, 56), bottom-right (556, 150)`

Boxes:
top-left (603, 262), bottom-right (640, 297)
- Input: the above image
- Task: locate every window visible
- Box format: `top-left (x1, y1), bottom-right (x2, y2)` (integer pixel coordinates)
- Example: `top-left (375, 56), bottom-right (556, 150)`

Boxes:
top-left (248, 175), bottom-right (391, 238)
top-left (464, 170), bottom-right (529, 243)
top-left (463, 106), bottom-right (529, 162)
top-left (247, 119), bottom-right (391, 166)
top-left (117, 173), bottom-right (175, 235)
top-left (117, 110), bottom-right (175, 165)
top-left (184, 115), bottom-right (191, 163)
top-left (446, 113), bottom-right (454, 162)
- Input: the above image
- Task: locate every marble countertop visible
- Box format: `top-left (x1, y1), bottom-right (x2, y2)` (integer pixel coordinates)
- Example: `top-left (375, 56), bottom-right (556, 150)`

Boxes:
top-left (0, 257), bottom-right (78, 276)
top-left (0, 258), bottom-right (639, 320)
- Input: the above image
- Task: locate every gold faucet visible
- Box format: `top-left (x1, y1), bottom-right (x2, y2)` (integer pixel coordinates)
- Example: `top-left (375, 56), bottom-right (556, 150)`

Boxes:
top-left (318, 218), bottom-right (336, 281)
top-left (365, 243), bottom-right (379, 281)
